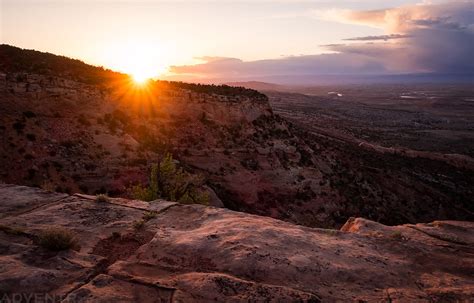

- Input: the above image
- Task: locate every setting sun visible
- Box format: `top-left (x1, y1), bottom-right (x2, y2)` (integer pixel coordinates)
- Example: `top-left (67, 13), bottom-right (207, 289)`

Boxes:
top-left (128, 59), bottom-right (163, 84)
top-left (131, 69), bottom-right (153, 84)
top-left (98, 40), bottom-right (170, 82)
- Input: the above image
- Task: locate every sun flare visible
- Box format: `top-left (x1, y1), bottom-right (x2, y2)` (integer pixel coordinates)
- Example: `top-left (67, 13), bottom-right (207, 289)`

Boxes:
top-left (102, 42), bottom-right (170, 84)
top-left (129, 63), bottom-right (160, 84)
top-left (131, 70), bottom-right (153, 84)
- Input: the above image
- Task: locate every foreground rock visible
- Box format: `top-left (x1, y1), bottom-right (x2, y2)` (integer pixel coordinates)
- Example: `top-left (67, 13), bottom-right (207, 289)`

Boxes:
top-left (0, 184), bottom-right (473, 302)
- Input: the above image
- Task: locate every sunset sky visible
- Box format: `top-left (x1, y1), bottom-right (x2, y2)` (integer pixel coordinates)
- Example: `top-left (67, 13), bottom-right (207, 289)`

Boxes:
top-left (1, 0), bottom-right (473, 82)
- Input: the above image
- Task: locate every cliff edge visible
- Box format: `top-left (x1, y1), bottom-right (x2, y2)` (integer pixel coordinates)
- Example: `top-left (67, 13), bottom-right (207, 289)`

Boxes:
top-left (0, 184), bottom-right (473, 302)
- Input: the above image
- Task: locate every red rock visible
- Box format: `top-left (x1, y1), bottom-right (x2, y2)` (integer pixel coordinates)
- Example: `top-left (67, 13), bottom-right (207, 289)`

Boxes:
top-left (0, 185), bottom-right (472, 302)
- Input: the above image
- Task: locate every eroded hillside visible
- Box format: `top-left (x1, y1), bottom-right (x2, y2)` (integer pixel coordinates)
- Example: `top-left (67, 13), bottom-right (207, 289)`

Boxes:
top-left (0, 45), bottom-right (473, 228)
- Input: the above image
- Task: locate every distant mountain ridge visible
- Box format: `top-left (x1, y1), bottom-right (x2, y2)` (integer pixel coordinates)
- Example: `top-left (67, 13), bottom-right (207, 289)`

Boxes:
top-left (215, 73), bottom-right (474, 86)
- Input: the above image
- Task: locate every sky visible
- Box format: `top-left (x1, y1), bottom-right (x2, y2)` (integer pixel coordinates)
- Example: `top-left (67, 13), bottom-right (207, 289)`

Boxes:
top-left (1, 0), bottom-right (473, 82)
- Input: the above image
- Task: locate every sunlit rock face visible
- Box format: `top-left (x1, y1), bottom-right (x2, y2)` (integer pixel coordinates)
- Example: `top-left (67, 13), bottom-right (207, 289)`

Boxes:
top-left (1, 46), bottom-right (473, 230)
top-left (0, 184), bottom-right (473, 302)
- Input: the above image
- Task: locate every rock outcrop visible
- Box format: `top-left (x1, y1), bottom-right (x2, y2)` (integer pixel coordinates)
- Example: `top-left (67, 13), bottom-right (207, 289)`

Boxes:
top-left (1, 184), bottom-right (473, 302)
top-left (1, 44), bottom-right (473, 231)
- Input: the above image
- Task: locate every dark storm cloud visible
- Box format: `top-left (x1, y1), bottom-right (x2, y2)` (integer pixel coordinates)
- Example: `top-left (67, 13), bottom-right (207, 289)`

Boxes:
top-left (169, 1), bottom-right (474, 81)
top-left (330, 1), bottom-right (474, 73)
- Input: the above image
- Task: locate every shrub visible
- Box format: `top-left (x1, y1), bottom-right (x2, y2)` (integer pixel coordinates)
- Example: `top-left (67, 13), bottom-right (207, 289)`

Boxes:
top-left (130, 184), bottom-right (156, 202)
top-left (241, 158), bottom-right (259, 171)
top-left (40, 180), bottom-right (55, 192)
top-left (390, 231), bottom-right (404, 240)
top-left (129, 153), bottom-right (209, 205)
top-left (77, 114), bottom-right (91, 127)
top-left (38, 228), bottom-right (78, 251)
top-left (0, 224), bottom-right (26, 236)
top-left (143, 211), bottom-right (157, 221)
top-left (199, 112), bottom-right (215, 127)
top-left (95, 194), bottom-right (109, 203)
top-left (133, 220), bottom-right (145, 230)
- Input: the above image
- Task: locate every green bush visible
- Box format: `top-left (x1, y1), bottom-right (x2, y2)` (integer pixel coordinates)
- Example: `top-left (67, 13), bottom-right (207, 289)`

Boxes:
top-left (130, 153), bottom-right (209, 205)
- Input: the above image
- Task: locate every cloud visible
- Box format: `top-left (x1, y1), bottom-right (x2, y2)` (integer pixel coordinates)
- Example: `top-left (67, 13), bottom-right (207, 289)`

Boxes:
top-left (337, 1), bottom-right (474, 32)
top-left (343, 34), bottom-right (411, 41)
top-left (169, 1), bottom-right (474, 82)
top-left (324, 1), bottom-right (474, 73)
top-left (194, 56), bottom-right (241, 63)
top-left (170, 53), bottom-right (387, 78)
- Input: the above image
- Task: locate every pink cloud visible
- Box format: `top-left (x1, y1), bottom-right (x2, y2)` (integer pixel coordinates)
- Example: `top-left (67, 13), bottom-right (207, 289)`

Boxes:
top-left (168, 1), bottom-right (474, 82)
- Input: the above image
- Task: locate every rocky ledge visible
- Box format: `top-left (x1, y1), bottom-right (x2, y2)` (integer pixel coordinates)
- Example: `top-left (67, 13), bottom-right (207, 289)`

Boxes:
top-left (0, 184), bottom-right (473, 302)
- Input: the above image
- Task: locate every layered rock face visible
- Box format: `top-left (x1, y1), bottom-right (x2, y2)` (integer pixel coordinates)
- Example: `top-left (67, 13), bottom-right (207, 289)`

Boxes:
top-left (1, 184), bottom-right (473, 302)
top-left (1, 45), bottom-right (473, 230)
top-left (2, 71), bottom-right (473, 229)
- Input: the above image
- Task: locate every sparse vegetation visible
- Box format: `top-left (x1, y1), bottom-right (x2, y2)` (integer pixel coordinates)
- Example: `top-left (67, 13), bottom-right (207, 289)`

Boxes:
top-left (95, 194), bottom-right (109, 203)
top-left (199, 112), bottom-right (216, 127)
top-left (40, 180), bottom-right (55, 192)
top-left (143, 211), bottom-right (157, 221)
top-left (133, 219), bottom-right (145, 230)
top-left (129, 153), bottom-right (209, 205)
top-left (390, 231), bottom-right (404, 240)
top-left (241, 158), bottom-right (260, 171)
top-left (0, 224), bottom-right (26, 236)
top-left (0, 45), bottom-right (124, 85)
top-left (77, 114), bottom-right (91, 127)
top-left (37, 227), bottom-right (78, 251)
top-left (156, 80), bottom-right (268, 100)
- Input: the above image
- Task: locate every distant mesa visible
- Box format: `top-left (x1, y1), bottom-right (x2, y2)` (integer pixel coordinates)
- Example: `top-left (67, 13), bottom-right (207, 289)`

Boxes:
top-left (224, 81), bottom-right (286, 92)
